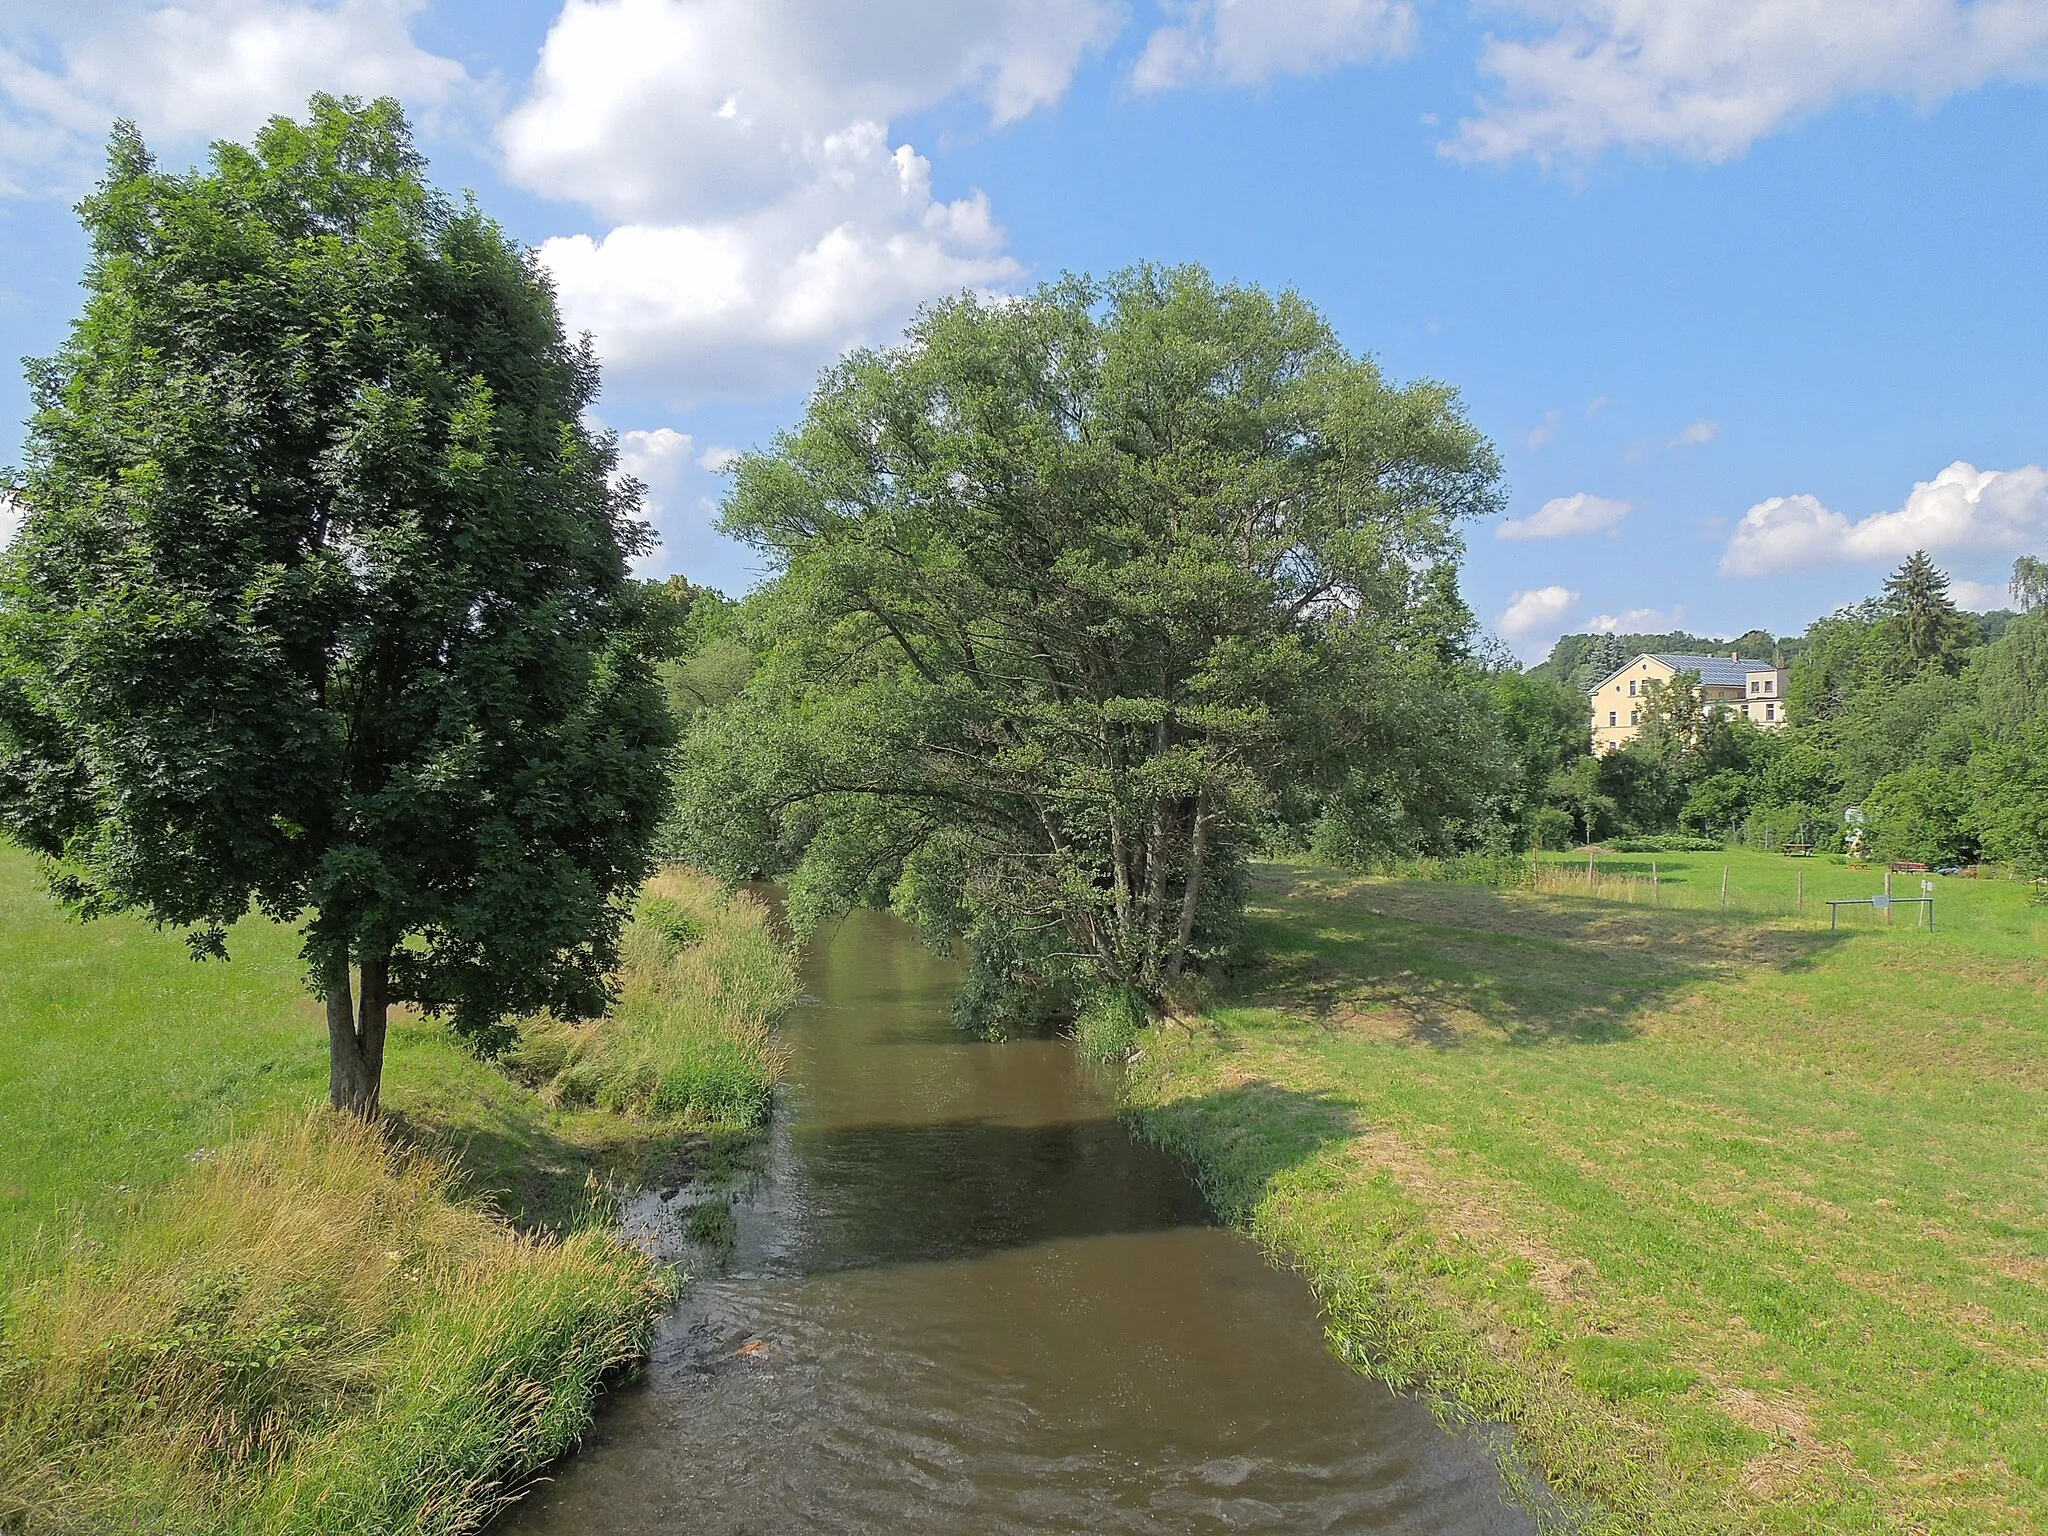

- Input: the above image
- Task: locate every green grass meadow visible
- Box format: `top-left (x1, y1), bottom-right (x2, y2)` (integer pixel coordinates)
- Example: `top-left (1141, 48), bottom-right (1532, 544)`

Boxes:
top-left (1529, 846), bottom-right (2030, 935)
top-left (1127, 853), bottom-right (2048, 1534)
top-left (0, 843), bottom-right (794, 1533)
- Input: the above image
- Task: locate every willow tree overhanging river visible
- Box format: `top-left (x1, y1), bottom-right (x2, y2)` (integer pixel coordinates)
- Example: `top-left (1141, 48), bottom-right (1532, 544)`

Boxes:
top-left (498, 905), bottom-right (1535, 1534)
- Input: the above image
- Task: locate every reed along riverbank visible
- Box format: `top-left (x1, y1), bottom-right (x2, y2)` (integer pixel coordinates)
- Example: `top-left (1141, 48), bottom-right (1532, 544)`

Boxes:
top-left (1123, 860), bottom-right (2048, 1536)
top-left (0, 846), bottom-right (795, 1534)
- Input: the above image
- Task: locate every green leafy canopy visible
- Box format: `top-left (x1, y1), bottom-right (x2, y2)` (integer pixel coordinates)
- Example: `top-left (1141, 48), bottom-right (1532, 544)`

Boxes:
top-left (0, 97), bottom-right (674, 1071)
top-left (667, 266), bottom-right (1501, 1024)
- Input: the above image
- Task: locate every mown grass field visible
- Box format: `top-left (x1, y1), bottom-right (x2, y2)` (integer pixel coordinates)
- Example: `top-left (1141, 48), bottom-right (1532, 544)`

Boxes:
top-left (1126, 851), bottom-right (2048, 1535)
top-left (0, 845), bottom-right (790, 1258)
top-left (0, 843), bottom-right (794, 1533)
top-left (1529, 846), bottom-right (2028, 933)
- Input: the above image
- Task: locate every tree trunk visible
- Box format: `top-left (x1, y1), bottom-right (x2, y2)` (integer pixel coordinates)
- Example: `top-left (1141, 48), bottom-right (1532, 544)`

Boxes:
top-left (326, 948), bottom-right (390, 1117)
top-left (1139, 799), bottom-right (1171, 984)
top-left (1105, 800), bottom-right (1133, 941)
top-left (1137, 716), bottom-right (1172, 982)
top-left (1165, 794), bottom-right (1212, 981)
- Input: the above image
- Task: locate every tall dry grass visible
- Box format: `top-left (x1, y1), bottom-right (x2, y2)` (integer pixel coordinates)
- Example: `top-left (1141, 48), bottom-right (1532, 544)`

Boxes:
top-left (510, 870), bottom-right (796, 1127)
top-left (0, 1114), bottom-right (668, 1535)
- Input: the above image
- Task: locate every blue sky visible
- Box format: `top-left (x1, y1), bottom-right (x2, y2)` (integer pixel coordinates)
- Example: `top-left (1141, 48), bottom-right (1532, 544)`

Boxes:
top-left (2, 1), bottom-right (2045, 660)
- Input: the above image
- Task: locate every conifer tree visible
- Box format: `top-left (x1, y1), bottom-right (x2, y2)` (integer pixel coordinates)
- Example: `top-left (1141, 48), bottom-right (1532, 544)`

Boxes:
top-left (1881, 550), bottom-right (1976, 669)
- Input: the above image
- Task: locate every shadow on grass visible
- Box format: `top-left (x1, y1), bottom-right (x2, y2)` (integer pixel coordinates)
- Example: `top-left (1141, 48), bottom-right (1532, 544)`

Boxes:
top-left (385, 1104), bottom-right (757, 1236)
top-left (1130, 1079), bottom-right (1363, 1225)
top-left (1236, 863), bottom-right (1851, 1049)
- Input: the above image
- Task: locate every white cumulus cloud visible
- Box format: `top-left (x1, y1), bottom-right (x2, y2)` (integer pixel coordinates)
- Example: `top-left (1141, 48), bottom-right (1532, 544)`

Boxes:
top-left (1131, 0), bottom-right (1418, 90)
top-left (610, 426), bottom-right (698, 571)
top-left (505, 0), bottom-right (1110, 402)
top-left (1667, 418), bottom-right (1719, 448)
top-left (1951, 577), bottom-right (2017, 612)
top-left (1499, 491), bottom-right (1631, 541)
top-left (0, 1), bottom-right (470, 196)
top-left (1586, 604), bottom-right (1685, 634)
top-left (538, 126), bottom-right (1021, 402)
top-left (1499, 584), bottom-right (1580, 640)
top-left (697, 446), bottom-right (741, 472)
top-left (613, 425), bottom-right (697, 488)
top-left (502, 0), bottom-right (1121, 225)
top-left (0, 491), bottom-right (22, 550)
top-left (1720, 460), bottom-right (2048, 577)
top-left (1450, 0), bottom-right (2048, 166)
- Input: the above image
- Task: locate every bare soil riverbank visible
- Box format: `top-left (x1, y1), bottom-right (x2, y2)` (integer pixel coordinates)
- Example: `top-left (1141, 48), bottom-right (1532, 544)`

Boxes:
top-left (1121, 861), bottom-right (2048, 1536)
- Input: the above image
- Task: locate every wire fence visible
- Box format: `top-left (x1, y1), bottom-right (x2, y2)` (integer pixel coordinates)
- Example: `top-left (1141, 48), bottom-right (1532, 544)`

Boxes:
top-left (1324, 850), bottom-right (2027, 931)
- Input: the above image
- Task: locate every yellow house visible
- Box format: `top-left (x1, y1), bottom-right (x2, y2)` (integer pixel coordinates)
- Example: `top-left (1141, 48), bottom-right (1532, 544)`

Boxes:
top-left (1590, 653), bottom-right (1789, 755)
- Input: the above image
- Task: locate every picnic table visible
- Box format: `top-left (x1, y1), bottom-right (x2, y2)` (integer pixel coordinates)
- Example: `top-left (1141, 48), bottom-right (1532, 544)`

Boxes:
top-left (1782, 843), bottom-right (1814, 857)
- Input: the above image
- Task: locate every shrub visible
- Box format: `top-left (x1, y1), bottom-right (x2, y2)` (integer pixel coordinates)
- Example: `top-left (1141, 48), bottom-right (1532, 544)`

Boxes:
top-left (1606, 835), bottom-right (1724, 853)
top-left (1530, 806), bottom-right (1577, 851)
top-left (1074, 987), bottom-right (1152, 1063)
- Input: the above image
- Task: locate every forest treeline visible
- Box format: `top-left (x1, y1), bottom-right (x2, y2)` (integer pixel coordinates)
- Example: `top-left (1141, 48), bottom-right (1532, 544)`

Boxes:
top-left (1530, 552), bottom-right (2047, 866)
top-left (661, 542), bottom-right (2048, 938)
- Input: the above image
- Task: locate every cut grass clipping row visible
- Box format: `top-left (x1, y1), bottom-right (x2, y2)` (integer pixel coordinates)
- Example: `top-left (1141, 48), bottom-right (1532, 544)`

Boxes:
top-left (1125, 854), bottom-right (2048, 1536)
top-left (1, 855), bottom-right (796, 1534)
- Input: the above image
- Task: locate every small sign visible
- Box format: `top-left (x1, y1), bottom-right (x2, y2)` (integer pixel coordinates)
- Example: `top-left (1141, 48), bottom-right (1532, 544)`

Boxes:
top-left (1844, 806), bottom-right (1866, 826)
top-left (1870, 894), bottom-right (1892, 909)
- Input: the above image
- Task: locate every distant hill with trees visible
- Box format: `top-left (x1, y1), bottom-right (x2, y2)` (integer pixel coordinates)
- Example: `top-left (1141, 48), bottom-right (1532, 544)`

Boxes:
top-left (1538, 629), bottom-right (1782, 694)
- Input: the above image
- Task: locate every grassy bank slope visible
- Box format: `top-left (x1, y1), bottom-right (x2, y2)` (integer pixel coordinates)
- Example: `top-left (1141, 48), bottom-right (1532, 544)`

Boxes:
top-left (0, 846), bottom-right (795, 1532)
top-left (1, 847), bottom-right (794, 1251)
top-left (1126, 860), bottom-right (2048, 1535)
top-left (0, 1117), bottom-right (666, 1535)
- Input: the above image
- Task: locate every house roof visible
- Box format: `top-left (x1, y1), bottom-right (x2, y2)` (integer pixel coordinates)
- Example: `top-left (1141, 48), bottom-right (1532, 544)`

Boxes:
top-left (1589, 652), bottom-right (1780, 694)
top-left (1648, 653), bottom-right (1780, 687)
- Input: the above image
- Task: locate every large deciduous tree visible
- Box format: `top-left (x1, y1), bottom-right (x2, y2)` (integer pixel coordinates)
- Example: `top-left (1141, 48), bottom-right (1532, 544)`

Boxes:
top-left (670, 267), bottom-right (1499, 1024)
top-left (2011, 554), bottom-right (2047, 615)
top-left (0, 98), bottom-right (674, 1114)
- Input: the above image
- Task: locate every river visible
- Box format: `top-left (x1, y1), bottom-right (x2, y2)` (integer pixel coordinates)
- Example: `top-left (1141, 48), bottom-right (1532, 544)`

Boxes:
top-left (499, 905), bottom-right (1536, 1534)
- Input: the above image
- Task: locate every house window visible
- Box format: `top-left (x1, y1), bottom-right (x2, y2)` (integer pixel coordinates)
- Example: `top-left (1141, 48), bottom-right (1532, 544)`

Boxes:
top-left (1629, 680), bottom-right (1638, 696)
top-left (1751, 680), bottom-right (1761, 693)
top-left (1765, 702), bottom-right (1775, 721)
top-left (1764, 679), bottom-right (1774, 693)
top-left (1609, 711), bottom-right (1617, 727)
top-left (1630, 710), bottom-right (1639, 725)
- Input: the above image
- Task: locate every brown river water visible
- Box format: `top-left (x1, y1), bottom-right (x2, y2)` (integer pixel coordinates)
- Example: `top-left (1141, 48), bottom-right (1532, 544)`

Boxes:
top-left (499, 906), bottom-right (1537, 1535)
